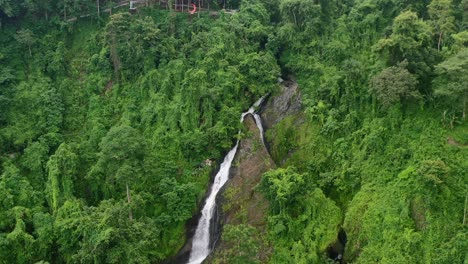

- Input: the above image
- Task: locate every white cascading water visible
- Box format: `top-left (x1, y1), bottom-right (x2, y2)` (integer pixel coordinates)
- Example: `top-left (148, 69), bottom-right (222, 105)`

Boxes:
top-left (188, 97), bottom-right (266, 264)
top-left (253, 114), bottom-right (265, 145)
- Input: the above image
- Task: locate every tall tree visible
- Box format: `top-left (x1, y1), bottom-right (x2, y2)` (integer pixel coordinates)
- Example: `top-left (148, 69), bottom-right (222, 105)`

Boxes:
top-left (428, 0), bottom-right (456, 51)
top-left (214, 224), bottom-right (261, 264)
top-left (370, 60), bottom-right (421, 109)
top-left (15, 29), bottom-right (36, 57)
top-left (0, 0), bottom-right (24, 18)
top-left (105, 13), bottom-right (161, 78)
top-left (87, 124), bottom-right (144, 219)
top-left (46, 143), bottom-right (78, 213)
top-left (278, 0), bottom-right (321, 33)
top-left (433, 48), bottom-right (468, 120)
top-left (23, 0), bottom-right (53, 20)
top-left (374, 11), bottom-right (434, 81)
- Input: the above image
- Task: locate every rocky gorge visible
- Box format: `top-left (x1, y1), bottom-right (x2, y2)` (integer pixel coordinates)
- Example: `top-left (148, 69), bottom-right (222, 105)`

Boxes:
top-left (209, 79), bottom-right (303, 263)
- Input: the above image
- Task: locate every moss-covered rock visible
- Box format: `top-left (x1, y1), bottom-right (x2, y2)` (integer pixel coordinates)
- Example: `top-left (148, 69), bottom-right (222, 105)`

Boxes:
top-left (211, 115), bottom-right (275, 263)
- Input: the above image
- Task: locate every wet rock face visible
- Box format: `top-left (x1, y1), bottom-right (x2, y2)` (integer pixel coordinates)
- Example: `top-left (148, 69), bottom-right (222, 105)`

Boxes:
top-left (223, 115), bottom-right (275, 226)
top-left (209, 81), bottom-right (302, 263)
top-left (327, 229), bottom-right (348, 263)
top-left (171, 82), bottom-right (302, 263)
top-left (168, 162), bottom-right (223, 264)
top-left (259, 80), bottom-right (301, 131)
top-left (208, 115), bottom-right (275, 263)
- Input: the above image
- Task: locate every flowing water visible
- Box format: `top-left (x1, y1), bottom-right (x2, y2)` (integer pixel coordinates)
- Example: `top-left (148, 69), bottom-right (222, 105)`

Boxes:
top-left (187, 97), bottom-right (266, 264)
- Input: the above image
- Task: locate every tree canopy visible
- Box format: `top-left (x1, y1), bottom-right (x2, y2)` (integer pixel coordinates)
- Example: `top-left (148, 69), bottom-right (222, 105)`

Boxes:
top-left (0, 0), bottom-right (467, 263)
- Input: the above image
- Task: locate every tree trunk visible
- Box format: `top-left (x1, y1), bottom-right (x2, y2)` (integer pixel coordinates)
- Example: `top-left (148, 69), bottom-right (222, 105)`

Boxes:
top-left (110, 35), bottom-right (121, 74)
top-left (437, 31), bottom-right (443, 52)
top-left (463, 189), bottom-right (467, 225)
top-left (28, 45), bottom-right (32, 57)
top-left (463, 93), bottom-right (466, 121)
top-left (97, 0), bottom-right (100, 17)
top-left (126, 184), bottom-right (133, 221)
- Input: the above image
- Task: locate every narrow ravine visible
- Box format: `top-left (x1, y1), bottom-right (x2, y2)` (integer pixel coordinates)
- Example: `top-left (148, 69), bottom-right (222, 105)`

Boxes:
top-left (187, 97), bottom-right (266, 264)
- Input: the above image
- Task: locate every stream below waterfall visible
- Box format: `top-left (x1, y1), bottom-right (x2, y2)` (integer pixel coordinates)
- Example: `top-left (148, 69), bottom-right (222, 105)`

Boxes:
top-left (187, 97), bottom-right (266, 264)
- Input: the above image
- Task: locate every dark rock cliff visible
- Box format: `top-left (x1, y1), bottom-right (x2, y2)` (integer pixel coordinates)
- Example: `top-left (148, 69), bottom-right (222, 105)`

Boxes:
top-left (259, 80), bottom-right (302, 131)
top-left (222, 114), bottom-right (275, 226)
top-left (208, 80), bottom-right (302, 263)
top-left (172, 80), bottom-right (302, 264)
top-left (208, 114), bottom-right (275, 263)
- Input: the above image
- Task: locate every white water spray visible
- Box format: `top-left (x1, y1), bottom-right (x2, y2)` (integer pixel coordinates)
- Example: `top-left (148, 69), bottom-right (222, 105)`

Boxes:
top-left (187, 97), bottom-right (266, 264)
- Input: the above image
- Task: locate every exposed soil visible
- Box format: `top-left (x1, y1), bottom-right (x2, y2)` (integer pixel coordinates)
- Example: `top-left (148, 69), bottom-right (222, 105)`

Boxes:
top-left (447, 136), bottom-right (467, 147)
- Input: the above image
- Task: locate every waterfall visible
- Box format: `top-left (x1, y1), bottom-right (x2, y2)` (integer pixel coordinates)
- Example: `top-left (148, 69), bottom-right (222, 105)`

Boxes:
top-left (187, 97), bottom-right (266, 264)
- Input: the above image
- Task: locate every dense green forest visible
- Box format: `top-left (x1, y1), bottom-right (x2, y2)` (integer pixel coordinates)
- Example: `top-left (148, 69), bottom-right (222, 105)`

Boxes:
top-left (0, 0), bottom-right (467, 263)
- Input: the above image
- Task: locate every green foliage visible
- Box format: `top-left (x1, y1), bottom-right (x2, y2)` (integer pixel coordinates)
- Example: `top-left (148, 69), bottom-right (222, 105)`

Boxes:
top-left (14, 29), bottom-right (36, 57)
top-left (428, 0), bottom-right (456, 51)
top-left (374, 10), bottom-right (435, 81)
top-left (46, 143), bottom-right (78, 213)
top-left (343, 185), bottom-right (421, 263)
top-left (0, 1), bottom-right (279, 262)
top-left (0, 0), bottom-right (467, 263)
top-left (0, 0), bottom-right (22, 17)
top-left (260, 167), bottom-right (305, 214)
top-left (0, 162), bottom-right (49, 263)
top-left (87, 124), bottom-right (144, 201)
top-left (55, 198), bottom-right (164, 263)
top-left (265, 116), bottom-right (299, 163)
top-left (451, 31), bottom-right (468, 52)
top-left (260, 167), bottom-right (342, 263)
top-left (344, 151), bottom-right (467, 263)
top-left (264, 1), bottom-right (468, 259)
top-left (433, 48), bottom-right (468, 120)
top-left (279, 0), bottom-right (321, 32)
top-left (105, 13), bottom-right (162, 78)
top-left (370, 60), bottom-right (421, 109)
top-left (214, 224), bottom-right (262, 264)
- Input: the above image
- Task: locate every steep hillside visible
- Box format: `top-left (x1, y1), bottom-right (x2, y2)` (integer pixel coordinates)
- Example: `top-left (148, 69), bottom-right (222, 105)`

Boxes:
top-left (0, 0), bottom-right (467, 263)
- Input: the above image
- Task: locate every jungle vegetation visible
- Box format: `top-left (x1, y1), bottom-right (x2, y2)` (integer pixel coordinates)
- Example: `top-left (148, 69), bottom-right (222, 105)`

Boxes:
top-left (0, 0), bottom-right (467, 263)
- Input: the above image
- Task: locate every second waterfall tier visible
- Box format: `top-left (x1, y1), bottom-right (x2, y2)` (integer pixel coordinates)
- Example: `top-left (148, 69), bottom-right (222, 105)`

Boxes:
top-left (187, 97), bottom-right (266, 264)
